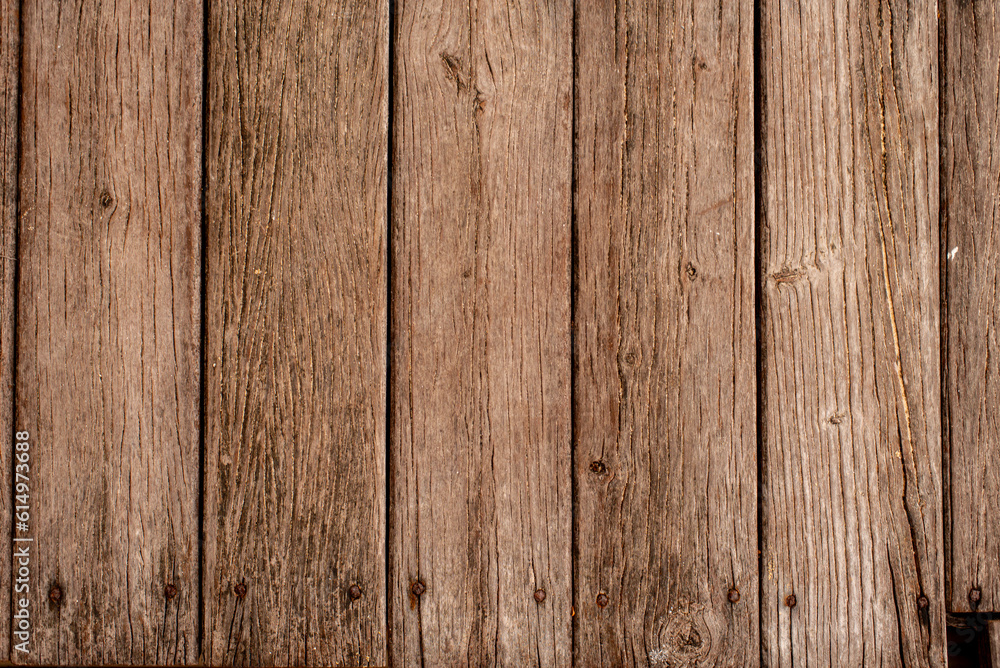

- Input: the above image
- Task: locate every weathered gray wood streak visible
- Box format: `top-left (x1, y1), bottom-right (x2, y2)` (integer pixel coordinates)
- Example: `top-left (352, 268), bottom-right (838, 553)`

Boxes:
top-left (944, 0), bottom-right (1000, 615)
top-left (202, 0), bottom-right (388, 665)
top-left (574, 0), bottom-right (757, 665)
top-left (0, 0), bottom-right (18, 657)
top-left (16, 0), bottom-right (202, 663)
top-left (760, 0), bottom-right (944, 664)
top-left (389, 0), bottom-right (573, 664)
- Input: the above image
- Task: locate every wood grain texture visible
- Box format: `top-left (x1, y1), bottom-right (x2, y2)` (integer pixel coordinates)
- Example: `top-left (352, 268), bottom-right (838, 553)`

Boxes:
top-left (202, 0), bottom-right (388, 665)
top-left (389, 0), bottom-right (573, 664)
top-left (16, 0), bottom-right (202, 663)
top-left (573, 0), bottom-right (757, 665)
top-left (0, 0), bottom-right (17, 657)
top-left (759, 0), bottom-right (944, 664)
top-left (943, 0), bottom-right (1000, 615)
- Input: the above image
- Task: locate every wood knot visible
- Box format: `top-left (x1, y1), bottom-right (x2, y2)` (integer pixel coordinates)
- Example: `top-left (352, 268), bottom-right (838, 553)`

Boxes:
top-left (771, 266), bottom-right (807, 284)
top-left (590, 460), bottom-right (608, 475)
top-left (440, 53), bottom-right (467, 91)
top-left (99, 190), bottom-right (114, 208)
top-left (686, 262), bottom-right (698, 279)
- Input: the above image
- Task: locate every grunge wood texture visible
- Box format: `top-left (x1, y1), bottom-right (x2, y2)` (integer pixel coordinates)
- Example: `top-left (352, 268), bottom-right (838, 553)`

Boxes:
top-left (1, 0), bottom-right (998, 665)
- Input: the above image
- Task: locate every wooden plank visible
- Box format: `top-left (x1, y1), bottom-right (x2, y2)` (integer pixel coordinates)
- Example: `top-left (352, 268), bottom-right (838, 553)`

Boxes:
top-left (0, 0), bottom-right (17, 659)
top-left (16, 0), bottom-right (202, 663)
top-left (759, 0), bottom-right (944, 664)
top-left (991, 620), bottom-right (1000, 667)
top-left (573, 0), bottom-right (756, 665)
top-left (943, 0), bottom-right (1000, 615)
top-left (388, 0), bottom-right (572, 664)
top-left (202, 0), bottom-right (388, 665)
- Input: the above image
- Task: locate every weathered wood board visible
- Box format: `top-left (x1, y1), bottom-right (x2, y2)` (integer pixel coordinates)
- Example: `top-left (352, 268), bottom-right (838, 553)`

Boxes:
top-left (573, 0), bottom-right (757, 664)
top-left (0, 0), bottom-right (18, 657)
top-left (389, 0), bottom-right (573, 664)
top-left (15, 0), bottom-right (203, 663)
top-left (202, 0), bottom-right (389, 665)
top-left (759, 0), bottom-right (944, 664)
top-left (943, 0), bottom-right (1000, 615)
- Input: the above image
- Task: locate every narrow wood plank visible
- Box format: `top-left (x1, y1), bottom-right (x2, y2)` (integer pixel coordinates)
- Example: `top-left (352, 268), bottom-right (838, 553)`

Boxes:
top-left (389, 0), bottom-right (572, 664)
top-left (760, 0), bottom-right (944, 664)
top-left (573, 0), bottom-right (757, 665)
top-left (202, 1), bottom-right (388, 665)
top-left (943, 0), bottom-right (1000, 615)
top-left (991, 620), bottom-right (1000, 667)
top-left (16, 0), bottom-right (202, 663)
top-left (0, 0), bottom-right (17, 658)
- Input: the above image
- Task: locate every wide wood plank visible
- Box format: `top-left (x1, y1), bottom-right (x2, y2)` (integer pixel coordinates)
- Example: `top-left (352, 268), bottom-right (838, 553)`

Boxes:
top-left (16, 0), bottom-right (202, 663)
top-left (0, 0), bottom-right (17, 658)
top-left (202, 1), bottom-right (388, 665)
top-left (943, 0), bottom-right (1000, 615)
top-left (389, 0), bottom-right (573, 664)
top-left (573, 0), bottom-right (756, 665)
top-left (759, 0), bottom-right (944, 664)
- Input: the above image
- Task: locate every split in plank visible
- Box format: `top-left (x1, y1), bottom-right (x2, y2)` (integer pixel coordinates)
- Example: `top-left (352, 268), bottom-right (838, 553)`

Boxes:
top-left (759, 0), bottom-right (944, 664)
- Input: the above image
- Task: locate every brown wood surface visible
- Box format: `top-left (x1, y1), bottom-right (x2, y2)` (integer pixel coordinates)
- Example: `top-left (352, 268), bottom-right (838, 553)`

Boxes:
top-left (759, 0), bottom-right (944, 664)
top-left (202, 0), bottom-right (389, 665)
top-left (0, 0), bottom-right (18, 658)
top-left (573, 0), bottom-right (757, 665)
top-left (943, 0), bottom-right (1000, 615)
top-left (389, 0), bottom-right (573, 664)
top-left (15, 0), bottom-right (203, 663)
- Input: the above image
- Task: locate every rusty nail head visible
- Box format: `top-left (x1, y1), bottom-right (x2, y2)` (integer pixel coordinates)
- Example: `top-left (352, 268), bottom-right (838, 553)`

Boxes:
top-left (234, 582), bottom-right (247, 598)
top-left (534, 589), bottom-right (546, 603)
top-left (49, 585), bottom-right (63, 604)
top-left (411, 580), bottom-right (426, 596)
top-left (727, 588), bottom-right (740, 603)
top-left (349, 584), bottom-right (362, 600)
top-left (785, 594), bottom-right (797, 608)
top-left (917, 595), bottom-right (929, 609)
top-left (596, 592), bottom-right (609, 608)
top-left (164, 584), bottom-right (178, 600)
top-left (969, 587), bottom-right (982, 605)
